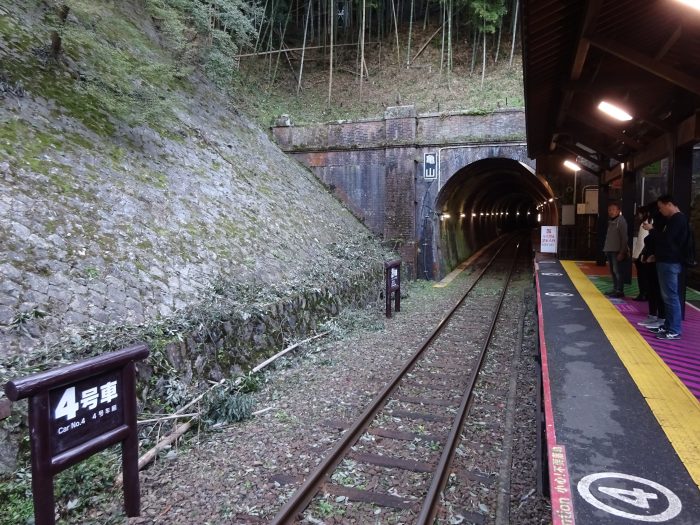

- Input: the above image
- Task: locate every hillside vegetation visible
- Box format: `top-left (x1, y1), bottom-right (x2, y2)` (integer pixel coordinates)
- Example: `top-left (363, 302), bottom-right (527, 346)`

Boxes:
top-left (0, 1), bottom-right (523, 521)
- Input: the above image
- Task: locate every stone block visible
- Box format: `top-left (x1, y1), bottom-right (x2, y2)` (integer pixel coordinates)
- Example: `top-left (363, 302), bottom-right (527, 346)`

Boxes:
top-left (0, 263), bottom-right (21, 281)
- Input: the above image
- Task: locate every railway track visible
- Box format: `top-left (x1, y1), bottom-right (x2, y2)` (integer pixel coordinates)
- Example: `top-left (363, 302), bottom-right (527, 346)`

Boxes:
top-left (272, 235), bottom-right (526, 524)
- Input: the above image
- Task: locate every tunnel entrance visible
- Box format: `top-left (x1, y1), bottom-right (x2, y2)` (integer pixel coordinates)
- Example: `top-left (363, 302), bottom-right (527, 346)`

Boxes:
top-left (425, 158), bottom-right (555, 279)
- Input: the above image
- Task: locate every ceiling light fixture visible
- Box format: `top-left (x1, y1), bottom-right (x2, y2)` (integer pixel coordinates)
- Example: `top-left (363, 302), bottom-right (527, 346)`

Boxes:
top-left (563, 160), bottom-right (581, 171)
top-left (597, 100), bottom-right (633, 121)
top-left (676, 0), bottom-right (700, 11)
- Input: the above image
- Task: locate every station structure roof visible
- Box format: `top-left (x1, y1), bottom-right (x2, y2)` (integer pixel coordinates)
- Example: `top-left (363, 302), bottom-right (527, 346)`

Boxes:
top-left (522, 0), bottom-right (700, 176)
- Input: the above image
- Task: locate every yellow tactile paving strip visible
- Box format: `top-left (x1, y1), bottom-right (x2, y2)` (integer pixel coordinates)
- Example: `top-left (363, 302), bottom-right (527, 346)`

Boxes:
top-left (561, 260), bottom-right (700, 489)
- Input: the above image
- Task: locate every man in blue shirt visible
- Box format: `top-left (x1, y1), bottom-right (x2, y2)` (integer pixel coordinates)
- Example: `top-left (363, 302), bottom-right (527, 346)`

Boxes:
top-left (648, 194), bottom-right (689, 340)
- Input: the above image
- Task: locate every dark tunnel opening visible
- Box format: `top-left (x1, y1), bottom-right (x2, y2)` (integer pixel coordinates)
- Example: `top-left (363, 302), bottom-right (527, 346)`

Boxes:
top-left (433, 158), bottom-right (556, 277)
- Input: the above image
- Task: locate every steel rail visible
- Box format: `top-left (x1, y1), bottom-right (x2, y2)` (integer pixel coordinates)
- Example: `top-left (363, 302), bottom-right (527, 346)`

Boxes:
top-left (271, 235), bottom-right (517, 524)
top-left (417, 239), bottom-right (523, 524)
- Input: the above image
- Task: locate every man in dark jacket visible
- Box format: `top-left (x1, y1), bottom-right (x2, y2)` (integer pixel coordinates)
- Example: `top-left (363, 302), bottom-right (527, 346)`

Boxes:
top-left (603, 201), bottom-right (628, 298)
top-left (648, 194), bottom-right (689, 340)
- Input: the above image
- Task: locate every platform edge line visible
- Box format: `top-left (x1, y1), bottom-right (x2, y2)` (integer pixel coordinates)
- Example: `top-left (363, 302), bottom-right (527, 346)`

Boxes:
top-left (535, 267), bottom-right (576, 525)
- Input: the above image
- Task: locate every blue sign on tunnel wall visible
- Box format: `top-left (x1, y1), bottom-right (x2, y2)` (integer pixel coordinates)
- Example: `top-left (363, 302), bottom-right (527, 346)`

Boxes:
top-left (424, 152), bottom-right (437, 180)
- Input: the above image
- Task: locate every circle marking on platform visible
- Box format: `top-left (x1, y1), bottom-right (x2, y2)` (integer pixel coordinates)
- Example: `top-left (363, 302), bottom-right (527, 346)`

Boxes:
top-left (541, 272), bottom-right (563, 276)
top-left (577, 472), bottom-right (681, 522)
top-left (545, 292), bottom-right (573, 297)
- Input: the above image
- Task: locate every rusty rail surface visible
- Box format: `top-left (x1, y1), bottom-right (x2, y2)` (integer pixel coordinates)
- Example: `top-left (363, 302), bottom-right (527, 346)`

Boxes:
top-left (272, 235), bottom-right (523, 524)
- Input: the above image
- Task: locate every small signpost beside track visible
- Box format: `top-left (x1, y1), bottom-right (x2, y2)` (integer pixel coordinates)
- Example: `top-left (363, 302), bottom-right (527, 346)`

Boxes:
top-left (384, 259), bottom-right (401, 318)
top-left (3, 344), bottom-right (149, 525)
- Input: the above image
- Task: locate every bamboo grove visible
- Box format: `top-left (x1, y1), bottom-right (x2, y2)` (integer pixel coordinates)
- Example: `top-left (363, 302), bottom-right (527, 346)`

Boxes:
top-left (149, 0), bottom-right (521, 103)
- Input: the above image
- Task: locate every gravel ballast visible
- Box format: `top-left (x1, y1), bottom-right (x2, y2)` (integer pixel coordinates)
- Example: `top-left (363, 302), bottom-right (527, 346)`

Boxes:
top-left (96, 259), bottom-right (551, 525)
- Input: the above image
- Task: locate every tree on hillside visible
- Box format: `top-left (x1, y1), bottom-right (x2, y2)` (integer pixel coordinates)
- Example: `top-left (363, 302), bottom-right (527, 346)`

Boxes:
top-left (146, 0), bottom-right (263, 86)
top-left (467, 0), bottom-right (506, 85)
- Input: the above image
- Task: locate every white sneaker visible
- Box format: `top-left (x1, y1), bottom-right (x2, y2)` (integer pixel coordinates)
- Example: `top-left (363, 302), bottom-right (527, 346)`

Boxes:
top-left (637, 316), bottom-right (658, 326)
top-left (647, 319), bottom-right (666, 328)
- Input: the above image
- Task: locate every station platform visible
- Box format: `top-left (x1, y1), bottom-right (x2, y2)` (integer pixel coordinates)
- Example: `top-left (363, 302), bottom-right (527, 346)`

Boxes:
top-left (535, 256), bottom-right (700, 524)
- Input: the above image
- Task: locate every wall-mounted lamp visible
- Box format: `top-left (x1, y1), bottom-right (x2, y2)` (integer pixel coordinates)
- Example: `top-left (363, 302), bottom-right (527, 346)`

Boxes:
top-left (597, 100), bottom-right (633, 121)
top-left (537, 213), bottom-right (542, 223)
top-left (548, 198), bottom-right (554, 203)
top-left (440, 213), bottom-right (451, 221)
top-left (460, 212), bottom-right (466, 218)
top-left (472, 213), bottom-right (477, 218)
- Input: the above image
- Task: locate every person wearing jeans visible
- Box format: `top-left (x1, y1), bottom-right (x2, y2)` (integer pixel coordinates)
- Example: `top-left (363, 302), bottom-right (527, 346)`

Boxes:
top-left (648, 194), bottom-right (689, 340)
top-left (656, 262), bottom-right (682, 337)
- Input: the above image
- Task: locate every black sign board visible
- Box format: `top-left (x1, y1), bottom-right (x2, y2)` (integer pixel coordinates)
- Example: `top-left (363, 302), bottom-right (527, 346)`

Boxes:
top-left (384, 259), bottom-right (401, 318)
top-left (4, 344), bottom-right (149, 525)
top-left (424, 152), bottom-right (437, 180)
top-left (50, 370), bottom-right (124, 455)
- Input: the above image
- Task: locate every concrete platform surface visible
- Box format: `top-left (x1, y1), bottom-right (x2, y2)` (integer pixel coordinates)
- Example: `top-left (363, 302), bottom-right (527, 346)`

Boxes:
top-left (536, 257), bottom-right (700, 525)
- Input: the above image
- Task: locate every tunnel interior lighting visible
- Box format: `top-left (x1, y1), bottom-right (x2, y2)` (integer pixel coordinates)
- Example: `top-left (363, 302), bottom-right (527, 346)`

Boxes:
top-left (548, 198), bottom-right (554, 203)
top-left (597, 100), bottom-right (633, 121)
top-left (460, 212), bottom-right (466, 218)
top-left (516, 212), bottom-right (520, 216)
top-left (537, 213), bottom-right (542, 223)
top-left (472, 213), bottom-right (477, 218)
top-left (440, 213), bottom-right (450, 220)
top-left (564, 160), bottom-right (581, 171)
top-left (527, 211), bottom-right (531, 216)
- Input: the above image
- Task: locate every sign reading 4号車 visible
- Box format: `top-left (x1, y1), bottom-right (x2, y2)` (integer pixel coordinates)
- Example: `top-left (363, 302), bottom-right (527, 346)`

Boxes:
top-left (50, 370), bottom-right (123, 455)
top-left (3, 344), bottom-right (149, 525)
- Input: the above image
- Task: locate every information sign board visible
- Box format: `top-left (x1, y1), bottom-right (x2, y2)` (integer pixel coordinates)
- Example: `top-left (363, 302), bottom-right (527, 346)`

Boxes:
top-left (424, 153), bottom-right (437, 180)
top-left (4, 344), bottom-right (149, 525)
top-left (384, 259), bottom-right (401, 318)
top-left (50, 370), bottom-right (123, 455)
top-left (541, 226), bottom-right (559, 254)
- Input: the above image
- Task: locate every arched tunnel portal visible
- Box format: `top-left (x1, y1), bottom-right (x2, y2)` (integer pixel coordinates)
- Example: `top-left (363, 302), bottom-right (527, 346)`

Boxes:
top-left (424, 158), bottom-right (556, 279)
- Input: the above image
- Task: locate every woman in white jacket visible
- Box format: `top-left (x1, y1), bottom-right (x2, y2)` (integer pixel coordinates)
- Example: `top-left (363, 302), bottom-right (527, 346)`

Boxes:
top-left (632, 206), bottom-right (650, 301)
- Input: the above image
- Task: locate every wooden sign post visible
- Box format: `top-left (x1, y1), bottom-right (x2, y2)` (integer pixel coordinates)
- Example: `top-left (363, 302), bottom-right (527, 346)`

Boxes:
top-left (384, 259), bottom-right (401, 318)
top-left (4, 344), bottom-right (149, 525)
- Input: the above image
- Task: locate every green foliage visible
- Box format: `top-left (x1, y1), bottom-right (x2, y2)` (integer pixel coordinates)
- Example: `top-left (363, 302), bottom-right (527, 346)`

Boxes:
top-left (53, 450), bottom-right (120, 519)
top-left (468, 0), bottom-right (507, 33)
top-left (0, 468), bottom-right (33, 525)
top-left (146, 0), bottom-right (263, 87)
top-left (0, 449), bottom-right (120, 525)
top-left (202, 379), bottom-right (255, 424)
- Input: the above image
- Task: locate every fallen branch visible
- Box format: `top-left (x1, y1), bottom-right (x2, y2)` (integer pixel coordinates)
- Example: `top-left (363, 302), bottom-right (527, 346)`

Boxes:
top-left (117, 419), bottom-right (194, 485)
top-left (118, 331), bottom-right (331, 482)
top-left (138, 413), bottom-right (200, 425)
top-left (410, 25), bottom-right (443, 65)
top-left (251, 331), bottom-right (330, 374)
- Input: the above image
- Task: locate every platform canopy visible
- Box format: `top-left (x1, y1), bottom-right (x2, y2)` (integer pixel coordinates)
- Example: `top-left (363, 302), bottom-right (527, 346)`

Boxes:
top-left (522, 0), bottom-right (700, 175)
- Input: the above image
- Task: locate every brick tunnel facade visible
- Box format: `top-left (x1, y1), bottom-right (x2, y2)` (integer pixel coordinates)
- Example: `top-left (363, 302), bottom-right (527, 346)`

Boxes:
top-left (272, 107), bottom-right (555, 279)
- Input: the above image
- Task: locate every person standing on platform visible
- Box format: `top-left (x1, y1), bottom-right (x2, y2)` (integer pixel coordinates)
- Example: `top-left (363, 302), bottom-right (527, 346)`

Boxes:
top-left (632, 206), bottom-right (650, 301)
top-left (648, 194), bottom-right (689, 340)
top-left (637, 209), bottom-right (666, 329)
top-left (603, 201), bottom-right (629, 298)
